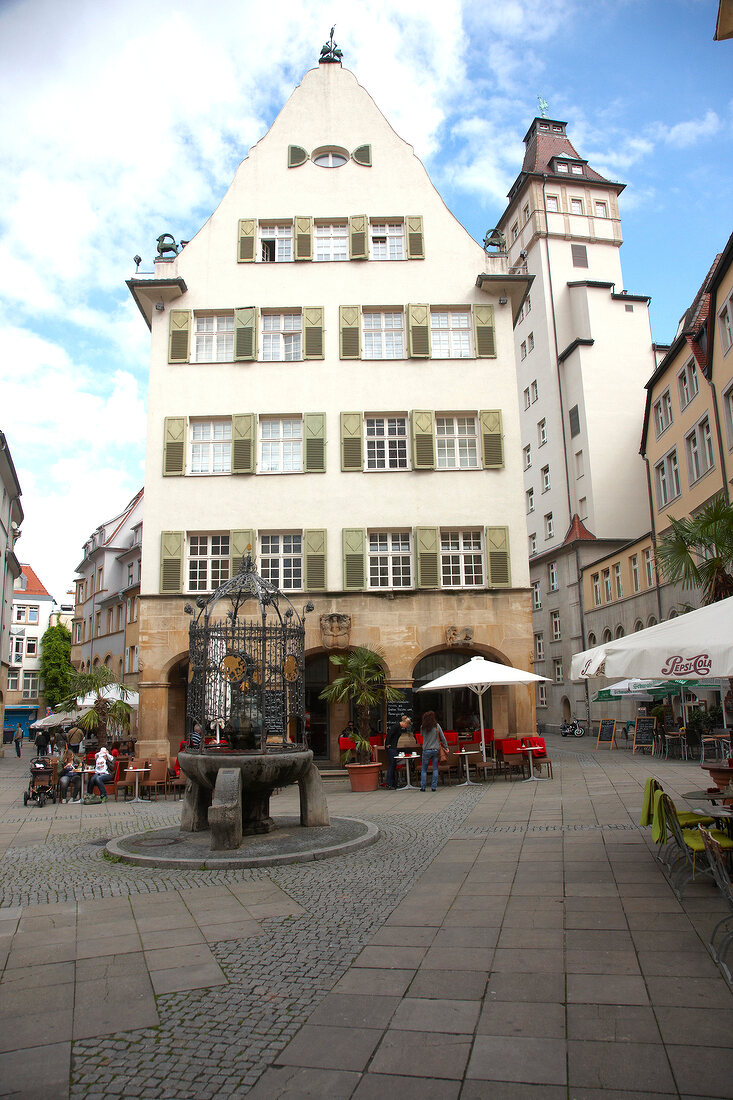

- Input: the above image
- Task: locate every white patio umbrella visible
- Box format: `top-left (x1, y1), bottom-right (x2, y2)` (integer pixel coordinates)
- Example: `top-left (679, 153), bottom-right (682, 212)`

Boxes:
top-left (77, 685), bottom-right (139, 708)
top-left (415, 655), bottom-right (549, 761)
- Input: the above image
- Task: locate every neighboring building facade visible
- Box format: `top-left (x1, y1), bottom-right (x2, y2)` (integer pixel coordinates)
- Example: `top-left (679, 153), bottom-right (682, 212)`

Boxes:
top-left (708, 232), bottom-right (733, 493)
top-left (129, 59), bottom-right (534, 762)
top-left (70, 489), bottom-right (143, 693)
top-left (0, 432), bottom-right (23, 743)
top-left (496, 116), bottom-right (663, 727)
top-left (5, 565), bottom-right (54, 735)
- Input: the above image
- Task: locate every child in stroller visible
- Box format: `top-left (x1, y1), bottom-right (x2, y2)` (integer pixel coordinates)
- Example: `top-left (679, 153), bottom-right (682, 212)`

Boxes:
top-left (23, 757), bottom-right (57, 807)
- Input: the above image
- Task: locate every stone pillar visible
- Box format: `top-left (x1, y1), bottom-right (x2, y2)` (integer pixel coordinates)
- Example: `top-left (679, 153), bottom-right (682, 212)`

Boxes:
top-left (180, 778), bottom-right (212, 832)
top-left (299, 761), bottom-right (330, 826)
top-left (136, 680), bottom-right (174, 761)
top-left (208, 768), bottom-right (244, 850)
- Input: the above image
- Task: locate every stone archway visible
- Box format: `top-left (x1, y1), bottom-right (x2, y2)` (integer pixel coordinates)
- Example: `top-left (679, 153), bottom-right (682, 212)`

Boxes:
top-left (165, 655), bottom-right (189, 759)
top-left (412, 649), bottom-right (492, 731)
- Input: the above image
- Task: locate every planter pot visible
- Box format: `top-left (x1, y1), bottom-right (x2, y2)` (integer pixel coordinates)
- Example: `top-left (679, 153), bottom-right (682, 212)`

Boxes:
top-left (345, 762), bottom-right (381, 793)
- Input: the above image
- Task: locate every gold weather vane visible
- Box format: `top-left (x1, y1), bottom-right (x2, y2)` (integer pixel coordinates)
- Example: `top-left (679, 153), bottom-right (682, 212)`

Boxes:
top-left (538, 96), bottom-right (549, 118)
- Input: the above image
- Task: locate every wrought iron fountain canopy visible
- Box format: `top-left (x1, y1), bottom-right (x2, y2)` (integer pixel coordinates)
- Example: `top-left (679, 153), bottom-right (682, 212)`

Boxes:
top-left (184, 554), bottom-right (314, 755)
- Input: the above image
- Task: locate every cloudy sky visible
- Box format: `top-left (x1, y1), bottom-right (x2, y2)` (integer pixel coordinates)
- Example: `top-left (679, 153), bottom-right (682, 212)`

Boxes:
top-left (0, 0), bottom-right (730, 603)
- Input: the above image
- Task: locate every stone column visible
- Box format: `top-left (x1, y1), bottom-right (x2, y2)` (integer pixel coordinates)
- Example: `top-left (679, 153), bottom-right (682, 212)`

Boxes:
top-left (136, 679), bottom-right (174, 761)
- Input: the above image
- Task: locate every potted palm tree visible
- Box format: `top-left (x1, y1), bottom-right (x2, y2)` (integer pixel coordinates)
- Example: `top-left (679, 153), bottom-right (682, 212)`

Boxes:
top-left (319, 646), bottom-right (403, 792)
top-left (59, 665), bottom-right (134, 748)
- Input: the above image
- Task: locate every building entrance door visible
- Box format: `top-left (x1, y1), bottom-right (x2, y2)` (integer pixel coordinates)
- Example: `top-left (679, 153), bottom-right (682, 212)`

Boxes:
top-left (305, 655), bottom-right (330, 758)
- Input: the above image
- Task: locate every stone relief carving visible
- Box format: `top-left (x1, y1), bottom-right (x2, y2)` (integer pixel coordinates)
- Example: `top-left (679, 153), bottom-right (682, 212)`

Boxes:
top-left (320, 613), bottom-right (351, 650)
top-left (445, 626), bottom-right (474, 646)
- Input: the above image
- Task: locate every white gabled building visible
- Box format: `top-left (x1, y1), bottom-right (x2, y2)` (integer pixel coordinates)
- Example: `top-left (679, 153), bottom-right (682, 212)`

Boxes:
top-left (129, 56), bottom-right (533, 762)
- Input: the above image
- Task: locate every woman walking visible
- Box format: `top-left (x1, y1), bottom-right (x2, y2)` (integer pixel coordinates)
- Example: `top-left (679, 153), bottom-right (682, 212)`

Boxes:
top-left (419, 711), bottom-right (448, 792)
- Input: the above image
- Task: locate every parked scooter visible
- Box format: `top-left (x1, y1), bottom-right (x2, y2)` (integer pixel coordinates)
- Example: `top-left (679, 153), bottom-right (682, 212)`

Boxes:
top-left (560, 718), bottom-right (586, 737)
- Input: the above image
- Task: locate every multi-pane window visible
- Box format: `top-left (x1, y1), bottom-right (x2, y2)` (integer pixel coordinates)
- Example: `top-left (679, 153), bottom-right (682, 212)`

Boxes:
top-left (191, 420), bottom-right (232, 474)
top-left (613, 562), bottom-right (623, 599)
top-left (603, 568), bottom-right (612, 602)
top-left (541, 465), bottom-right (550, 492)
top-left (594, 201), bottom-right (608, 217)
top-left (436, 416), bottom-right (479, 469)
top-left (528, 332), bottom-right (534, 353)
top-left (526, 488), bottom-right (535, 514)
top-left (535, 633), bottom-right (545, 661)
top-left (193, 314), bottom-right (234, 363)
top-left (537, 683), bottom-right (547, 708)
top-left (22, 672), bottom-right (39, 699)
top-left (531, 580), bottom-right (541, 609)
top-left (653, 390), bottom-right (673, 436)
top-left (365, 417), bottom-right (408, 470)
top-left (11, 636), bottom-right (23, 664)
top-left (530, 380), bottom-right (537, 403)
top-left (74, 623), bottom-right (82, 644)
top-left (719, 300), bottom-right (733, 353)
top-left (188, 535), bottom-right (230, 592)
top-left (314, 222), bottom-right (348, 262)
top-left (544, 512), bottom-right (553, 539)
top-left (677, 359), bottom-right (699, 409)
top-left (523, 445), bottom-right (532, 470)
top-left (260, 418), bottom-right (303, 473)
top-left (526, 296), bottom-right (532, 317)
top-left (523, 203), bottom-right (530, 224)
top-left (548, 562), bottom-right (558, 591)
top-left (440, 530), bottom-right (483, 587)
top-left (553, 658), bottom-right (563, 683)
top-left (592, 573), bottom-right (601, 606)
top-left (655, 450), bottom-right (681, 506)
top-left (262, 313), bottom-right (302, 361)
top-left (529, 533), bottom-right (537, 556)
top-left (550, 610), bottom-right (561, 641)
top-left (260, 534), bottom-right (302, 590)
top-left (570, 198), bottom-right (583, 214)
top-left (260, 224), bottom-right (293, 262)
top-left (8, 670), bottom-right (18, 691)
top-left (724, 384), bottom-right (733, 449)
top-left (631, 555), bottom-right (640, 592)
top-left (546, 195), bottom-right (559, 212)
top-left (511, 222), bottom-right (518, 240)
top-left (368, 532), bottom-right (412, 589)
top-left (370, 222), bottom-right (405, 260)
top-left (538, 419), bottom-right (547, 446)
top-left (363, 311), bottom-right (404, 359)
top-left (686, 417), bottom-right (714, 482)
top-left (523, 388), bottom-right (531, 410)
top-left (29, 607), bottom-right (38, 624)
top-left (520, 341), bottom-right (527, 360)
top-left (430, 310), bottom-right (471, 358)
top-left (644, 547), bottom-right (654, 587)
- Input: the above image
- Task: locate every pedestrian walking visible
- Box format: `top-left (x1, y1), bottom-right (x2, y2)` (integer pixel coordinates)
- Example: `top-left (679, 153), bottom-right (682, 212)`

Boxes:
top-left (34, 729), bottom-right (47, 757)
top-left (419, 711), bottom-right (448, 792)
top-left (385, 715), bottom-right (411, 789)
top-left (13, 724), bottom-right (23, 757)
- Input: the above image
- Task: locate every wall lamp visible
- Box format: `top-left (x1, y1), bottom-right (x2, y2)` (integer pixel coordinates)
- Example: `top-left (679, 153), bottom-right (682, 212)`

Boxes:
top-left (498, 296), bottom-right (508, 305)
top-left (155, 302), bottom-right (165, 312)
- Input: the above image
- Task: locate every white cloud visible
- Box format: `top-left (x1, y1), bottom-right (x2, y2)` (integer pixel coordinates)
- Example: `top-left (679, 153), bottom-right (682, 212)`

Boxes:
top-left (653, 110), bottom-right (722, 148)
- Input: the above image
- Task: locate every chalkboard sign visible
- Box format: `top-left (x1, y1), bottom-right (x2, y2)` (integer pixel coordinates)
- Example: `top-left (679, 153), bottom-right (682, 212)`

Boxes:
top-left (596, 719), bottom-right (616, 749)
top-left (386, 690), bottom-right (413, 736)
top-left (263, 692), bottom-right (285, 737)
top-left (633, 717), bottom-right (656, 754)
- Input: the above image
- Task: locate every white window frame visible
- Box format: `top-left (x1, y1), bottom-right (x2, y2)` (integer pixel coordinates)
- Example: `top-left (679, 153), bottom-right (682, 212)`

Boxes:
top-left (718, 297), bottom-right (733, 354)
top-left (522, 203), bottom-right (530, 224)
top-left (22, 672), bottom-right (39, 699)
top-left (367, 532), bottom-right (412, 590)
top-left (594, 201), bottom-right (608, 218)
top-left (541, 465), bottom-right (550, 493)
top-left (546, 195), bottom-right (559, 212)
top-left (654, 449), bottom-right (681, 508)
top-left (544, 512), bottom-right (554, 540)
top-left (25, 636), bottom-right (37, 657)
top-left (369, 222), bottom-right (405, 261)
top-left (523, 387), bottom-right (531, 410)
top-left (592, 574), bottom-right (601, 607)
top-left (677, 358), bottom-right (699, 410)
top-left (579, 496), bottom-right (588, 520)
top-left (526, 488), bottom-right (535, 514)
top-left (190, 419), bottom-right (232, 475)
top-left (11, 636), bottom-right (23, 664)
top-left (14, 605), bottom-right (26, 623)
top-left (631, 555), bottom-right (640, 593)
top-left (724, 383), bottom-right (733, 450)
top-left (520, 341), bottom-right (527, 360)
top-left (528, 332), bottom-right (534, 353)
top-left (436, 415), bottom-right (479, 469)
top-left (365, 416), bottom-right (409, 471)
top-left (440, 530), bottom-right (484, 588)
top-left (259, 223), bottom-right (293, 263)
top-left (570, 198), bottom-right (583, 214)
top-left (548, 562), bottom-right (558, 591)
top-left (537, 683), bottom-right (547, 708)
top-left (259, 417), bottom-right (303, 474)
top-left (260, 533), bottom-right (303, 591)
top-left (603, 568), bottom-right (612, 603)
top-left (526, 296), bottom-right (532, 317)
top-left (363, 311), bottom-right (404, 360)
top-left (550, 610), bottom-right (561, 641)
top-left (535, 633), bottom-right (545, 661)
top-left (314, 222), bottom-right (348, 262)
top-left (644, 548), bottom-right (654, 588)
top-left (529, 533), bottom-right (537, 556)
top-left (685, 416), bottom-right (715, 484)
top-left (523, 445), bottom-right (532, 470)
top-left (261, 312), bottom-right (302, 362)
top-left (553, 658), bottom-right (563, 683)
top-left (530, 379), bottom-right (537, 402)
top-left (538, 419), bottom-right (547, 446)
top-left (531, 581), bottom-right (541, 609)
top-left (192, 313), bottom-right (234, 363)
top-left (430, 310), bottom-right (471, 358)
top-left (7, 669), bottom-right (19, 691)
top-left (653, 389), bottom-right (673, 437)
top-left (187, 534), bottom-right (230, 593)
top-left (613, 562), bottom-right (623, 599)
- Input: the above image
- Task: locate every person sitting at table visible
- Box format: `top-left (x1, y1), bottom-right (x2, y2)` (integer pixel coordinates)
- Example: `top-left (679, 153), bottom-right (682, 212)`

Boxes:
top-left (87, 745), bottom-right (115, 800)
top-left (419, 711), bottom-right (448, 792)
top-left (59, 750), bottom-right (82, 803)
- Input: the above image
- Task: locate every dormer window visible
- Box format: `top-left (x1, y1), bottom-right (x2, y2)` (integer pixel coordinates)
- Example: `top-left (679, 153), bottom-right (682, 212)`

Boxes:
top-left (556, 162), bottom-right (568, 173)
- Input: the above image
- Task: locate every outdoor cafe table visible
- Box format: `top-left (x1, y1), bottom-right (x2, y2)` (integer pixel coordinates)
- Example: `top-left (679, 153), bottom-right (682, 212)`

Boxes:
top-left (125, 765), bottom-right (150, 803)
top-left (455, 749), bottom-right (480, 786)
top-left (522, 744), bottom-right (549, 782)
top-left (396, 752), bottom-right (419, 790)
top-left (685, 804), bottom-right (733, 836)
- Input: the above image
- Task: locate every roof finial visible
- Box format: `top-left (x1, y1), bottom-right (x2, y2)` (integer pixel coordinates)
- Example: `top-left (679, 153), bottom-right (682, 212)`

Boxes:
top-left (319, 26), bottom-right (343, 64)
top-left (537, 95), bottom-right (549, 118)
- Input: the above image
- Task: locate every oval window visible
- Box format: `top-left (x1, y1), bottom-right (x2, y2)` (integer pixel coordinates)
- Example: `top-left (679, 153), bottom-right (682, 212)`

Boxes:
top-left (312, 146), bottom-right (348, 168)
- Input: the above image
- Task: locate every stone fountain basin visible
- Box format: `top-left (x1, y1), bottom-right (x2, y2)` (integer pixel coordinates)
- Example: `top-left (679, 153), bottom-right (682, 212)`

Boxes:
top-left (178, 749), bottom-right (313, 792)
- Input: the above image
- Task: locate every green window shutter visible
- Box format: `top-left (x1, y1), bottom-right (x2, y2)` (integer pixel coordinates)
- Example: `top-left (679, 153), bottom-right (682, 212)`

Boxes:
top-left (474, 304), bottom-right (496, 358)
top-left (411, 410), bottom-right (435, 470)
top-left (480, 410), bottom-right (504, 468)
top-left (340, 305), bottom-right (361, 359)
top-left (342, 528), bottom-right (366, 591)
top-left (294, 216), bottom-right (312, 261)
top-left (234, 307), bottom-right (257, 361)
top-left (486, 526), bottom-right (511, 588)
top-left (340, 412), bottom-right (363, 471)
top-left (407, 303), bottom-right (431, 358)
top-left (352, 144), bottom-right (372, 166)
top-left (237, 219), bottom-right (256, 262)
top-left (349, 216), bottom-right (368, 260)
top-left (230, 529), bottom-right (255, 577)
top-left (168, 310), bottom-right (191, 363)
top-left (288, 145), bottom-right (308, 168)
top-left (231, 414), bottom-right (255, 474)
top-left (163, 417), bottom-right (186, 476)
top-left (415, 527), bottom-right (440, 588)
top-left (160, 531), bottom-right (184, 594)
top-left (304, 529), bottom-right (327, 591)
top-left (303, 307), bottom-right (324, 359)
top-left (406, 216), bottom-right (424, 259)
top-left (304, 413), bottom-right (326, 473)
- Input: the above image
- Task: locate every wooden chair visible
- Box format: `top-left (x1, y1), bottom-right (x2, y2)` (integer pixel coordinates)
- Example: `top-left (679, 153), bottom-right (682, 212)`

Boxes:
top-left (503, 752), bottom-right (528, 780)
top-left (166, 767), bottom-right (187, 800)
top-left (438, 749), bottom-right (459, 785)
top-left (474, 756), bottom-right (501, 781)
top-left (139, 758), bottom-right (168, 800)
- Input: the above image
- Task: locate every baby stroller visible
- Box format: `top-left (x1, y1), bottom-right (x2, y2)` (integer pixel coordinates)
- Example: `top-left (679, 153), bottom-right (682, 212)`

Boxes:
top-left (23, 757), bottom-right (57, 807)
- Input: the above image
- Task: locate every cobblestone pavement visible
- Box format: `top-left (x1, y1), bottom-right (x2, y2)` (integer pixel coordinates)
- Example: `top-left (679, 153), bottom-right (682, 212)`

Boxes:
top-left (1, 742), bottom-right (732, 1098)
